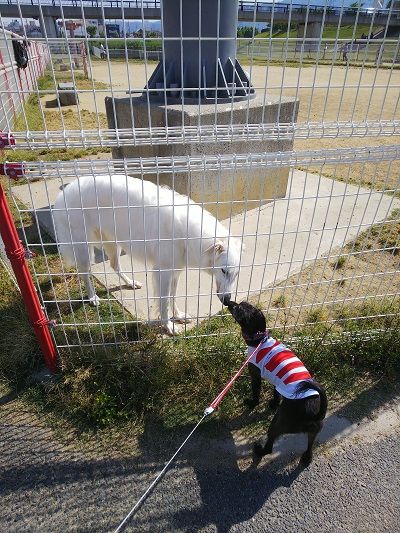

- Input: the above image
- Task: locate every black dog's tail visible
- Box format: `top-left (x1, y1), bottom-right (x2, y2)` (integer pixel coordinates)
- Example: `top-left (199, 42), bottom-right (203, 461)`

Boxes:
top-left (296, 381), bottom-right (328, 421)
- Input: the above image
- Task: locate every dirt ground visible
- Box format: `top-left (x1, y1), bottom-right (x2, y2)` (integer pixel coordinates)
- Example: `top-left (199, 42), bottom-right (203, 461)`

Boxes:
top-left (256, 247), bottom-right (400, 332)
top-left (55, 60), bottom-right (399, 191)
top-left (84, 61), bottom-right (400, 128)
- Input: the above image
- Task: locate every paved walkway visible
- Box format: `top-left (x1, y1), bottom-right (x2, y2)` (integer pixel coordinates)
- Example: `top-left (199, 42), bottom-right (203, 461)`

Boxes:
top-left (1, 386), bottom-right (399, 532)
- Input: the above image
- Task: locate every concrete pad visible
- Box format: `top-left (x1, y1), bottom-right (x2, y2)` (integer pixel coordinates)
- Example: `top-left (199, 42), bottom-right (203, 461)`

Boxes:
top-left (12, 170), bottom-right (400, 324)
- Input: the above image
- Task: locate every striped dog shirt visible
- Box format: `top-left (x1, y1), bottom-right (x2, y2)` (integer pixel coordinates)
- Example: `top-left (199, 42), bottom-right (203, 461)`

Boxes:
top-left (247, 336), bottom-right (319, 400)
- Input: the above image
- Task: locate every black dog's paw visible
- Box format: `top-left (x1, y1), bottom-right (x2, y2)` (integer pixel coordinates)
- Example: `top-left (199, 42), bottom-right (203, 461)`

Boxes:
top-left (253, 442), bottom-right (266, 458)
top-left (244, 398), bottom-right (259, 410)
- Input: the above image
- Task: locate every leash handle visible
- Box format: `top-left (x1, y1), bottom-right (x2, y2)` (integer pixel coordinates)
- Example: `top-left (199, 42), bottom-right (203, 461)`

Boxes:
top-left (204, 337), bottom-right (265, 415)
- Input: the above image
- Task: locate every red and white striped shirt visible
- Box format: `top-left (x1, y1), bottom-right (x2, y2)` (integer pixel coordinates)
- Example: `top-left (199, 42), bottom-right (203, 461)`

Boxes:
top-left (248, 336), bottom-right (319, 400)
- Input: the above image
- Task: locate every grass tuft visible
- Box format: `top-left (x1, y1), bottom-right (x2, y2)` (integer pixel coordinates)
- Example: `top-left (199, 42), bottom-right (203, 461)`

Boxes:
top-left (306, 307), bottom-right (328, 323)
top-left (333, 256), bottom-right (347, 270)
top-left (272, 294), bottom-right (286, 308)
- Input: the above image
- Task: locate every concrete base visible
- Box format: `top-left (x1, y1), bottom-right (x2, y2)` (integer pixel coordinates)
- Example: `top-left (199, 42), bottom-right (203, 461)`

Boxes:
top-left (12, 171), bottom-right (400, 327)
top-left (106, 95), bottom-right (299, 219)
top-left (57, 83), bottom-right (79, 106)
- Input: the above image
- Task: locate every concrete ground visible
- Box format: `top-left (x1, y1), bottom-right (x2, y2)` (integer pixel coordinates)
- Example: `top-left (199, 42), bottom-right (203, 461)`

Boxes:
top-left (1, 386), bottom-right (399, 532)
top-left (12, 170), bottom-right (400, 325)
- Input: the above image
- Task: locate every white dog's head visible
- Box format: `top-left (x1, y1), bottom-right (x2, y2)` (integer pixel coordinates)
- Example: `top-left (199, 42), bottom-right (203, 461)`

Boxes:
top-left (203, 238), bottom-right (242, 305)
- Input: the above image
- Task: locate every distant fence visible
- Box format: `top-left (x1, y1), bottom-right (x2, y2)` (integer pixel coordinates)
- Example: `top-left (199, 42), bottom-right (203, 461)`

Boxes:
top-left (0, 29), bottom-right (50, 131)
top-left (92, 45), bottom-right (162, 61)
top-left (237, 38), bottom-right (400, 64)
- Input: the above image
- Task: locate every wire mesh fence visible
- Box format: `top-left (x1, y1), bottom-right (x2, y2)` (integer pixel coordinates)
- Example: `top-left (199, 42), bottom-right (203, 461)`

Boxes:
top-left (0, 0), bottom-right (399, 358)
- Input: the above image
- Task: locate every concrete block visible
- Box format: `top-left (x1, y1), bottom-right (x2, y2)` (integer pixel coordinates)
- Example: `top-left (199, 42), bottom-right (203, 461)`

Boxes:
top-left (106, 95), bottom-right (299, 219)
top-left (58, 82), bottom-right (79, 106)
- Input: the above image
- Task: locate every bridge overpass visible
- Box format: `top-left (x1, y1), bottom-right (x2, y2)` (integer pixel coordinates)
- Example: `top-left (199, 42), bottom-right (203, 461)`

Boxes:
top-left (0, 0), bottom-right (399, 39)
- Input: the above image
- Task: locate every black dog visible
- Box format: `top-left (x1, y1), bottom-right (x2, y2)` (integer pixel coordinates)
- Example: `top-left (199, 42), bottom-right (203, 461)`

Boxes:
top-left (227, 300), bottom-right (328, 466)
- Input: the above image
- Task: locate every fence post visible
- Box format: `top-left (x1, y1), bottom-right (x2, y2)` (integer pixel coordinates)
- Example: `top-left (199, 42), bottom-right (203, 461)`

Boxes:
top-left (0, 178), bottom-right (58, 372)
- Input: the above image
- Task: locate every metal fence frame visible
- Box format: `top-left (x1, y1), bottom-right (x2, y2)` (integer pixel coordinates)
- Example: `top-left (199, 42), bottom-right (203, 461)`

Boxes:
top-left (0, 0), bottom-right (399, 368)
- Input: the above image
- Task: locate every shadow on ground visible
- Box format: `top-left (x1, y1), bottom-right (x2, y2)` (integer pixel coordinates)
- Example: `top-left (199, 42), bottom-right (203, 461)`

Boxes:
top-left (0, 378), bottom-right (398, 532)
top-left (133, 378), bottom-right (399, 532)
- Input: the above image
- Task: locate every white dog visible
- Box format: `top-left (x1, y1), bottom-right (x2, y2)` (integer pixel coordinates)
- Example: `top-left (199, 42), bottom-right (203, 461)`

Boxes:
top-left (53, 174), bottom-right (242, 334)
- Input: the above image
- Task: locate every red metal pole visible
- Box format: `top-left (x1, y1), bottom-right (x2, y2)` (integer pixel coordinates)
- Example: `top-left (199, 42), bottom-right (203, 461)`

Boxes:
top-left (0, 181), bottom-right (58, 372)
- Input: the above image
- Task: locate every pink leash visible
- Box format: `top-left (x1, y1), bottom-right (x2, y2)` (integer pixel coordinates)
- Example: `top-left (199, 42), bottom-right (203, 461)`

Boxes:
top-left (114, 337), bottom-right (265, 532)
top-left (204, 336), bottom-right (265, 415)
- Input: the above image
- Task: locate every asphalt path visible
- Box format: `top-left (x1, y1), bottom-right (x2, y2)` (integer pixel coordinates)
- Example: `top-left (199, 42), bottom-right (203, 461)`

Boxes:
top-left (1, 390), bottom-right (399, 533)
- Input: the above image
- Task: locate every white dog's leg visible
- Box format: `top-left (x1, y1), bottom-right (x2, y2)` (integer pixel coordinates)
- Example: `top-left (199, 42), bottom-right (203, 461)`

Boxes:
top-left (81, 273), bottom-right (100, 306)
top-left (171, 273), bottom-right (191, 323)
top-left (153, 267), bottom-right (179, 335)
top-left (74, 243), bottom-right (100, 306)
top-left (106, 243), bottom-right (142, 289)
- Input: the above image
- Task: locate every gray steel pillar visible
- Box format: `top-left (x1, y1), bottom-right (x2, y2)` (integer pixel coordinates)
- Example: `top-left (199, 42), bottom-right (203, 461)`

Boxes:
top-left (296, 21), bottom-right (322, 52)
top-left (40, 16), bottom-right (58, 39)
top-left (147, 0), bottom-right (255, 102)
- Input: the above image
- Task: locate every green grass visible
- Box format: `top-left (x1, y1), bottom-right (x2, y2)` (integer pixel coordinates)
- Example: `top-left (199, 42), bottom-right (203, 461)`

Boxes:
top-left (17, 300), bottom-right (400, 437)
top-left (91, 38), bottom-right (161, 51)
top-left (238, 56), bottom-right (399, 70)
top-left (0, 263), bottom-right (42, 383)
top-left (36, 73), bottom-right (109, 92)
top-left (1, 238), bottom-right (399, 434)
top-left (258, 24), bottom-right (380, 39)
top-left (8, 146), bottom-right (110, 163)
top-left (13, 95), bottom-right (107, 134)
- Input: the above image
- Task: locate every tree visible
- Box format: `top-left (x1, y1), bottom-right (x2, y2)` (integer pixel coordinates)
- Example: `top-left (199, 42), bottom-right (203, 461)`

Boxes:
top-left (237, 26), bottom-right (259, 38)
top-left (86, 25), bottom-right (97, 38)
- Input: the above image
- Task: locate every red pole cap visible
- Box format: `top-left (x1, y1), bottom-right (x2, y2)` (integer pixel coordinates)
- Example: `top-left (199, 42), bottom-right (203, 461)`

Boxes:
top-left (0, 163), bottom-right (25, 180)
top-left (0, 131), bottom-right (16, 148)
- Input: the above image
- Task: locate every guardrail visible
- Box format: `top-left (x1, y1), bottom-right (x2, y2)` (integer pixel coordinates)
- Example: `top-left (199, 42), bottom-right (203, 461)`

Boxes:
top-left (0, 0), bottom-right (399, 21)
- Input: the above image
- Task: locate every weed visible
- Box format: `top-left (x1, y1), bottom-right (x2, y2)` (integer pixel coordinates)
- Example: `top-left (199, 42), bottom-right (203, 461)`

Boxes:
top-left (272, 294), bottom-right (286, 308)
top-left (333, 256), bottom-right (347, 270)
top-left (306, 307), bottom-right (328, 324)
